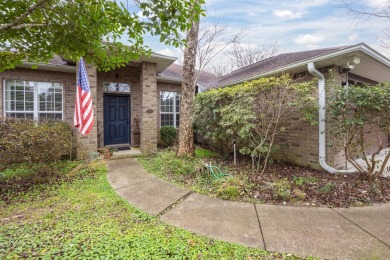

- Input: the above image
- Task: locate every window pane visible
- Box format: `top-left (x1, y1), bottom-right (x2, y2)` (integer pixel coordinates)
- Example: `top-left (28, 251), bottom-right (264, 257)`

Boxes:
top-left (176, 94), bottom-right (180, 113)
top-left (25, 91), bottom-right (34, 102)
top-left (161, 114), bottom-right (174, 127)
top-left (25, 102), bottom-right (34, 111)
top-left (104, 82), bottom-right (130, 92)
top-left (176, 114), bottom-right (180, 127)
top-left (161, 92), bottom-right (175, 113)
top-left (39, 113), bottom-right (62, 121)
top-left (38, 82), bottom-right (62, 112)
top-left (15, 91), bottom-right (25, 111)
top-left (55, 93), bottom-right (62, 111)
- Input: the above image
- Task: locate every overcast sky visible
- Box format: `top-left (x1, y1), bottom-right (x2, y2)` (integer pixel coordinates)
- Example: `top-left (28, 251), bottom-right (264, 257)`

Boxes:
top-left (121, 0), bottom-right (390, 64)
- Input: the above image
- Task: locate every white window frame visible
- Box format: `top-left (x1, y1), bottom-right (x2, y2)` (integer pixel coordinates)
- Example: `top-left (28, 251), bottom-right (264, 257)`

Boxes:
top-left (3, 79), bottom-right (64, 120)
top-left (160, 91), bottom-right (180, 128)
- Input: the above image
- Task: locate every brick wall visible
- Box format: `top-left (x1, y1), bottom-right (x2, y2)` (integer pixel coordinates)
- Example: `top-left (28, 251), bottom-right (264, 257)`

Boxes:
top-left (76, 62), bottom-right (98, 159)
top-left (140, 62), bottom-right (158, 153)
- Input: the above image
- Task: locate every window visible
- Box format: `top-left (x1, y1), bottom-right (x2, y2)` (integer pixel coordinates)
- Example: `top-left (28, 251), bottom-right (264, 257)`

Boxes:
top-left (104, 82), bottom-right (130, 92)
top-left (160, 91), bottom-right (180, 128)
top-left (4, 80), bottom-right (63, 120)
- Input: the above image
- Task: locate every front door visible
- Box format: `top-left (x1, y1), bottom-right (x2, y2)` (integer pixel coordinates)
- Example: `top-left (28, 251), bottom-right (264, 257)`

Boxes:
top-left (104, 95), bottom-right (130, 145)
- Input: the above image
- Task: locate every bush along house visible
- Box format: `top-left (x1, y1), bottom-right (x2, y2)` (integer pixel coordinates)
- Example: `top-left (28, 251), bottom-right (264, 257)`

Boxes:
top-left (0, 42), bottom-right (389, 173)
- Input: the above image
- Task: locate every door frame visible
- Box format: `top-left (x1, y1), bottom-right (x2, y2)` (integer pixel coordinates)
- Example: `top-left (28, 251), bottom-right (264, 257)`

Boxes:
top-left (103, 93), bottom-right (131, 146)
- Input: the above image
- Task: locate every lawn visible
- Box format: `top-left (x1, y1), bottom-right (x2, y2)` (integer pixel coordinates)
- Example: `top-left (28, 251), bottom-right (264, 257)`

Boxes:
top-left (0, 160), bottom-right (300, 259)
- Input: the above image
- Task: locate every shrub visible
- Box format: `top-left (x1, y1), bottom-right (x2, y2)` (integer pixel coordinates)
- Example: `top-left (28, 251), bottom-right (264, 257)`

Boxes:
top-left (160, 126), bottom-right (177, 147)
top-left (269, 178), bottom-right (291, 200)
top-left (0, 119), bottom-right (73, 169)
top-left (194, 75), bottom-right (317, 176)
top-left (292, 175), bottom-right (318, 186)
top-left (217, 185), bottom-right (240, 200)
top-left (328, 84), bottom-right (390, 180)
top-left (293, 188), bottom-right (306, 200)
top-left (318, 182), bottom-right (335, 193)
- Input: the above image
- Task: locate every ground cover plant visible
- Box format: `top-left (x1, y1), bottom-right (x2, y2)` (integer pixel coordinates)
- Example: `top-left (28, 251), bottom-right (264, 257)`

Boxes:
top-left (139, 148), bottom-right (390, 207)
top-left (0, 160), bottom-right (302, 259)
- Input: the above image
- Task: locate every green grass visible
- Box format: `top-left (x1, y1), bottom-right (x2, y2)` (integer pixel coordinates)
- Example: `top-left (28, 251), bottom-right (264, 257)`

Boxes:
top-left (138, 148), bottom-right (258, 202)
top-left (0, 160), bottom-right (301, 259)
top-left (195, 147), bottom-right (218, 159)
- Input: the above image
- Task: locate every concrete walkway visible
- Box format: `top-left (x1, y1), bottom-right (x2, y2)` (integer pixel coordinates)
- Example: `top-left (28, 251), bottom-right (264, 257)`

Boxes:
top-left (107, 158), bottom-right (390, 260)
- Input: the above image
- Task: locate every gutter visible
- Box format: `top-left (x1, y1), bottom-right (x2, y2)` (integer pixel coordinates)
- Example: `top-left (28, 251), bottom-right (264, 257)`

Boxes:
top-left (307, 62), bottom-right (356, 174)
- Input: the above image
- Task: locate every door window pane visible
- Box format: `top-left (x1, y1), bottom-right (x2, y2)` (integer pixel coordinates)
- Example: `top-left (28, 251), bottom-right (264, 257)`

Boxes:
top-left (104, 82), bottom-right (130, 92)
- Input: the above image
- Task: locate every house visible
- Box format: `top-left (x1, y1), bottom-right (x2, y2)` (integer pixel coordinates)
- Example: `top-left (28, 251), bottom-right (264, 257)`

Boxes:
top-left (204, 42), bottom-right (390, 172)
top-left (0, 53), bottom-right (215, 159)
top-left (0, 42), bottom-right (389, 171)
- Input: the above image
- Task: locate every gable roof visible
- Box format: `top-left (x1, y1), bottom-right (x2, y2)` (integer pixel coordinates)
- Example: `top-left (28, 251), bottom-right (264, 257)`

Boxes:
top-left (213, 42), bottom-right (390, 88)
top-left (215, 45), bottom-right (351, 87)
top-left (157, 63), bottom-right (217, 87)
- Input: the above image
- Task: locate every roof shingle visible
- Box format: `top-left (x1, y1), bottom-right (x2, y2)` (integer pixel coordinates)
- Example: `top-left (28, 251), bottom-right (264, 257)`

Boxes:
top-left (215, 45), bottom-right (352, 87)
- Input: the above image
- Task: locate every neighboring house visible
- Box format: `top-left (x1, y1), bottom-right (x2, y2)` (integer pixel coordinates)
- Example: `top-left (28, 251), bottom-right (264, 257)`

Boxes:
top-left (0, 42), bottom-right (389, 171)
top-left (205, 42), bottom-right (390, 172)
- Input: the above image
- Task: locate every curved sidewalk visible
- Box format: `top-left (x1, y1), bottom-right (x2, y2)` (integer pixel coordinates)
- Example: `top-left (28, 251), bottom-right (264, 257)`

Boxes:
top-left (107, 158), bottom-right (390, 259)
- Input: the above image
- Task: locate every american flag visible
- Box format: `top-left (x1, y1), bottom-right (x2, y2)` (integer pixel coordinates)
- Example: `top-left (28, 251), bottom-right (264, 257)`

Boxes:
top-left (74, 58), bottom-right (94, 135)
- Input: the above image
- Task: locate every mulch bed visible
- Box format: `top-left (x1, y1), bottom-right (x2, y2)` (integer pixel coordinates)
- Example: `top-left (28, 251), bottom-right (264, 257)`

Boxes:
top-left (219, 160), bottom-right (390, 208)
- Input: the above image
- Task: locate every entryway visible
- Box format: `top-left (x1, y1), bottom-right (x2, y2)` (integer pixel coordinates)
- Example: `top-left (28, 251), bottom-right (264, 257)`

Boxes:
top-left (104, 95), bottom-right (130, 146)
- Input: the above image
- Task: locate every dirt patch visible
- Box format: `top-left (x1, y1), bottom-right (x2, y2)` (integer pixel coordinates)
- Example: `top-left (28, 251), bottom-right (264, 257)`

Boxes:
top-left (221, 160), bottom-right (390, 208)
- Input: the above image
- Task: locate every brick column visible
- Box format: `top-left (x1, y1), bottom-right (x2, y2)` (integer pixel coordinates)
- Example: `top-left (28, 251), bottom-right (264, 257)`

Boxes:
top-left (140, 62), bottom-right (158, 153)
top-left (76, 61), bottom-right (98, 159)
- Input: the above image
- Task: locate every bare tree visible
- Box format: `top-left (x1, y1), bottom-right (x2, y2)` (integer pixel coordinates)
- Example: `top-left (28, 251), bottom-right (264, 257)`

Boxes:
top-left (344, 1), bottom-right (390, 47)
top-left (178, 20), bottom-right (242, 79)
top-left (194, 21), bottom-right (243, 80)
top-left (229, 41), bottom-right (278, 69)
top-left (207, 40), bottom-right (278, 76)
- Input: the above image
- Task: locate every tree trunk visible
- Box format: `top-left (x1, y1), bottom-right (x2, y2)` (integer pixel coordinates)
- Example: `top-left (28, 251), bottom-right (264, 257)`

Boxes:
top-left (177, 2), bottom-right (200, 157)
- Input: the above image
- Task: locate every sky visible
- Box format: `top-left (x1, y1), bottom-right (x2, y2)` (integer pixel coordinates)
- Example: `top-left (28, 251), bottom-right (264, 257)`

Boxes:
top-left (121, 0), bottom-right (390, 67)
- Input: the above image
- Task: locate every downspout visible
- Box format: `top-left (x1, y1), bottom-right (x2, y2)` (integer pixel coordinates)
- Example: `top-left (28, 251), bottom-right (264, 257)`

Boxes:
top-left (307, 62), bottom-right (355, 174)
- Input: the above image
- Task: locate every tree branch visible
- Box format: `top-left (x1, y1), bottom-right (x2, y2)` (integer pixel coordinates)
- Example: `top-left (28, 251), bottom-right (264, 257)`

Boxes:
top-left (0, 23), bottom-right (48, 30)
top-left (0, 0), bottom-right (50, 31)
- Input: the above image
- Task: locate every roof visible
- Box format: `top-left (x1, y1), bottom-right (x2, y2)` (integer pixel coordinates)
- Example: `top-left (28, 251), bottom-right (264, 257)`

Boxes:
top-left (18, 52), bottom-right (177, 73)
top-left (16, 43), bottom-right (390, 85)
top-left (215, 45), bottom-right (352, 87)
top-left (158, 63), bottom-right (217, 87)
top-left (213, 43), bottom-right (390, 87)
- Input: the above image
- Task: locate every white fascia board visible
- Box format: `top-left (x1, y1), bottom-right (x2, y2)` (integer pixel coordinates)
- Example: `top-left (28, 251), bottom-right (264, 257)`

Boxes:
top-left (17, 63), bottom-right (76, 73)
top-left (150, 52), bottom-right (177, 61)
top-left (156, 76), bottom-right (182, 84)
top-left (157, 76), bottom-right (205, 89)
top-left (220, 43), bottom-right (390, 87)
